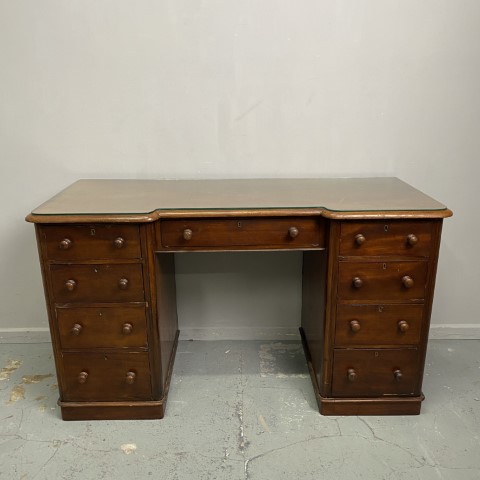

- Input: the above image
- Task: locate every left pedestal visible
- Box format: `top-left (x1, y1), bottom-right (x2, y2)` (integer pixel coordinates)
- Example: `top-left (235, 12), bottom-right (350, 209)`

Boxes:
top-left (32, 223), bottom-right (179, 420)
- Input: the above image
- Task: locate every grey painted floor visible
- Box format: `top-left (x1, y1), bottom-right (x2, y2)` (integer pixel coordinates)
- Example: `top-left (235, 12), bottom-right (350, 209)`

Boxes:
top-left (0, 339), bottom-right (479, 480)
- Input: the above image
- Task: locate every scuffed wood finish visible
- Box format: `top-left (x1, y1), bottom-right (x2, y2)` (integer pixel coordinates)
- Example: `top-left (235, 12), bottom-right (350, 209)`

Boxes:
top-left (27, 178), bottom-right (451, 419)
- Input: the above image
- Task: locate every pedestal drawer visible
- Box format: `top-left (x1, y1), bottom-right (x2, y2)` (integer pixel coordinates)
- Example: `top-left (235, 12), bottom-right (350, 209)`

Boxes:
top-left (331, 348), bottom-right (421, 397)
top-left (41, 224), bottom-right (141, 260)
top-left (339, 220), bottom-right (434, 257)
top-left (335, 304), bottom-right (423, 346)
top-left (60, 352), bottom-right (152, 401)
top-left (160, 217), bottom-right (324, 249)
top-left (56, 305), bottom-right (148, 349)
top-left (50, 264), bottom-right (145, 303)
top-left (337, 261), bottom-right (428, 301)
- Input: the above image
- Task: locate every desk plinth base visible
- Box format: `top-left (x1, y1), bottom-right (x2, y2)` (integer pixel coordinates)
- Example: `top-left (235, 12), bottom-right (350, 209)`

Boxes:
top-left (317, 394), bottom-right (424, 416)
top-left (300, 327), bottom-right (424, 416)
top-left (58, 399), bottom-right (167, 421)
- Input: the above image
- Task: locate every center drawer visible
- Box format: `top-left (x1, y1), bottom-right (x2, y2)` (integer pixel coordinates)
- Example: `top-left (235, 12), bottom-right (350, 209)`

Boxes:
top-left (160, 217), bottom-right (324, 249)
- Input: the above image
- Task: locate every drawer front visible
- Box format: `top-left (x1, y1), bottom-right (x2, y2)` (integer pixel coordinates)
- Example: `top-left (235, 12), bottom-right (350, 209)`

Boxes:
top-left (56, 305), bottom-right (148, 349)
top-left (339, 221), bottom-right (434, 257)
top-left (61, 352), bottom-right (152, 401)
top-left (41, 224), bottom-right (141, 260)
top-left (335, 304), bottom-right (423, 346)
top-left (160, 217), bottom-right (324, 249)
top-left (337, 261), bottom-right (428, 301)
top-left (331, 348), bottom-right (421, 397)
top-left (50, 264), bottom-right (145, 303)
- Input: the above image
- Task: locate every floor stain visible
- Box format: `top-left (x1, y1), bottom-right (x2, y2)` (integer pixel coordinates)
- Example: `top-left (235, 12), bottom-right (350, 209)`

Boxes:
top-left (7, 385), bottom-right (25, 404)
top-left (121, 443), bottom-right (137, 455)
top-left (259, 342), bottom-right (305, 378)
top-left (0, 359), bottom-right (22, 381)
top-left (22, 374), bottom-right (53, 384)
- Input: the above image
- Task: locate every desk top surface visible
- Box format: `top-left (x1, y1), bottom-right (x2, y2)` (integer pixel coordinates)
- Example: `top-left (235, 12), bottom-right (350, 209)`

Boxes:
top-left (28, 178), bottom-right (452, 222)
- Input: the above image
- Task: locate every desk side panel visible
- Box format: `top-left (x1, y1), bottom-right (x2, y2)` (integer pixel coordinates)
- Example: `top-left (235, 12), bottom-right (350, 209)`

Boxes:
top-left (145, 222), bottom-right (179, 395)
top-left (301, 250), bottom-right (328, 392)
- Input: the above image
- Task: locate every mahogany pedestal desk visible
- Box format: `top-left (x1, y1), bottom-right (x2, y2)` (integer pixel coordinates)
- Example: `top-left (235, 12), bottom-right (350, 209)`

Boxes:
top-left (26, 178), bottom-right (452, 420)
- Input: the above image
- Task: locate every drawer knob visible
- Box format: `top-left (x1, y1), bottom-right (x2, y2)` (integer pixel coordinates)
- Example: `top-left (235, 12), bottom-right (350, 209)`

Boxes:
top-left (398, 320), bottom-right (410, 333)
top-left (402, 276), bottom-right (414, 288)
top-left (350, 320), bottom-right (361, 332)
top-left (183, 228), bottom-right (193, 241)
top-left (59, 238), bottom-right (73, 250)
top-left (354, 233), bottom-right (366, 246)
top-left (65, 279), bottom-right (77, 291)
top-left (71, 323), bottom-right (83, 335)
top-left (393, 369), bottom-right (403, 382)
top-left (288, 227), bottom-right (299, 238)
top-left (347, 368), bottom-right (357, 382)
top-left (122, 323), bottom-right (133, 335)
top-left (407, 234), bottom-right (418, 246)
top-left (125, 371), bottom-right (136, 384)
top-left (113, 237), bottom-right (126, 249)
top-left (118, 278), bottom-right (129, 290)
top-left (78, 371), bottom-right (88, 384)
top-left (352, 277), bottom-right (363, 288)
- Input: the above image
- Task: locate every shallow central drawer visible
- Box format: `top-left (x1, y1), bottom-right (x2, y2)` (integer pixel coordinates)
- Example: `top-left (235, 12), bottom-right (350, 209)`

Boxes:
top-left (160, 217), bottom-right (324, 249)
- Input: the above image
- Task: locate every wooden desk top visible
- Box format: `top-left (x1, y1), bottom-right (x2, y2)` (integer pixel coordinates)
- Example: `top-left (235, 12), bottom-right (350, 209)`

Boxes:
top-left (26, 178), bottom-right (452, 223)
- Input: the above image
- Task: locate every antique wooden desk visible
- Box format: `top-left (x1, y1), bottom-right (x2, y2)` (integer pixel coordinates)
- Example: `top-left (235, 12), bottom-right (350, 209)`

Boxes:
top-left (26, 178), bottom-right (452, 420)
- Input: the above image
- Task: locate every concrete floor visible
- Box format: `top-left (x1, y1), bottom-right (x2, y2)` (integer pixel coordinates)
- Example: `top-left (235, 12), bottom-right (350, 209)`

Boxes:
top-left (0, 339), bottom-right (479, 480)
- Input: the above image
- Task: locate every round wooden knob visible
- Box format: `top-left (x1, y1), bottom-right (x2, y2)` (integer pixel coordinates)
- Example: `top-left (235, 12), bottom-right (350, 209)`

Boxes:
top-left (407, 234), bottom-right (418, 246)
top-left (398, 320), bottom-right (409, 333)
top-left (355, 233), bottom-right (366, 246)
top-left (350, 320), bottom-right (361, 332)
top-left (183, 228), bottom-right (193, 240)
top-left (59, 238), bottom-right (72, 250)
top-left (347, 368), bottom-right (357, 382)
top-left (125, 371), bottom-right (136, 384)
top-left (65, 279), bottom-right (77, 291)
top-left (122, 323), bottom-right (133, 335)
top-left (394, 369), bottom-right (403, 382)
top-left (71, 323), bottom-right (83, 336)
top-left (118, 278), bottom-right (129, 290)
top-left (113, 237), bottom-right (126, 249)
top-left (78, 371), bottom-right (88, 384)
top-left (288, 227), bottom-right (299, 238)
top-left (352, 277), bottom-right (363, 288)
top-left (402, 276), bottom-right (414, 288)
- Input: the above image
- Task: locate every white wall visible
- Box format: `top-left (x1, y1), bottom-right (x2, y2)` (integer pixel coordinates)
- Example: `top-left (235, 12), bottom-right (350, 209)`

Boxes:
top-left (1, 1), bottom-right (479, 339)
